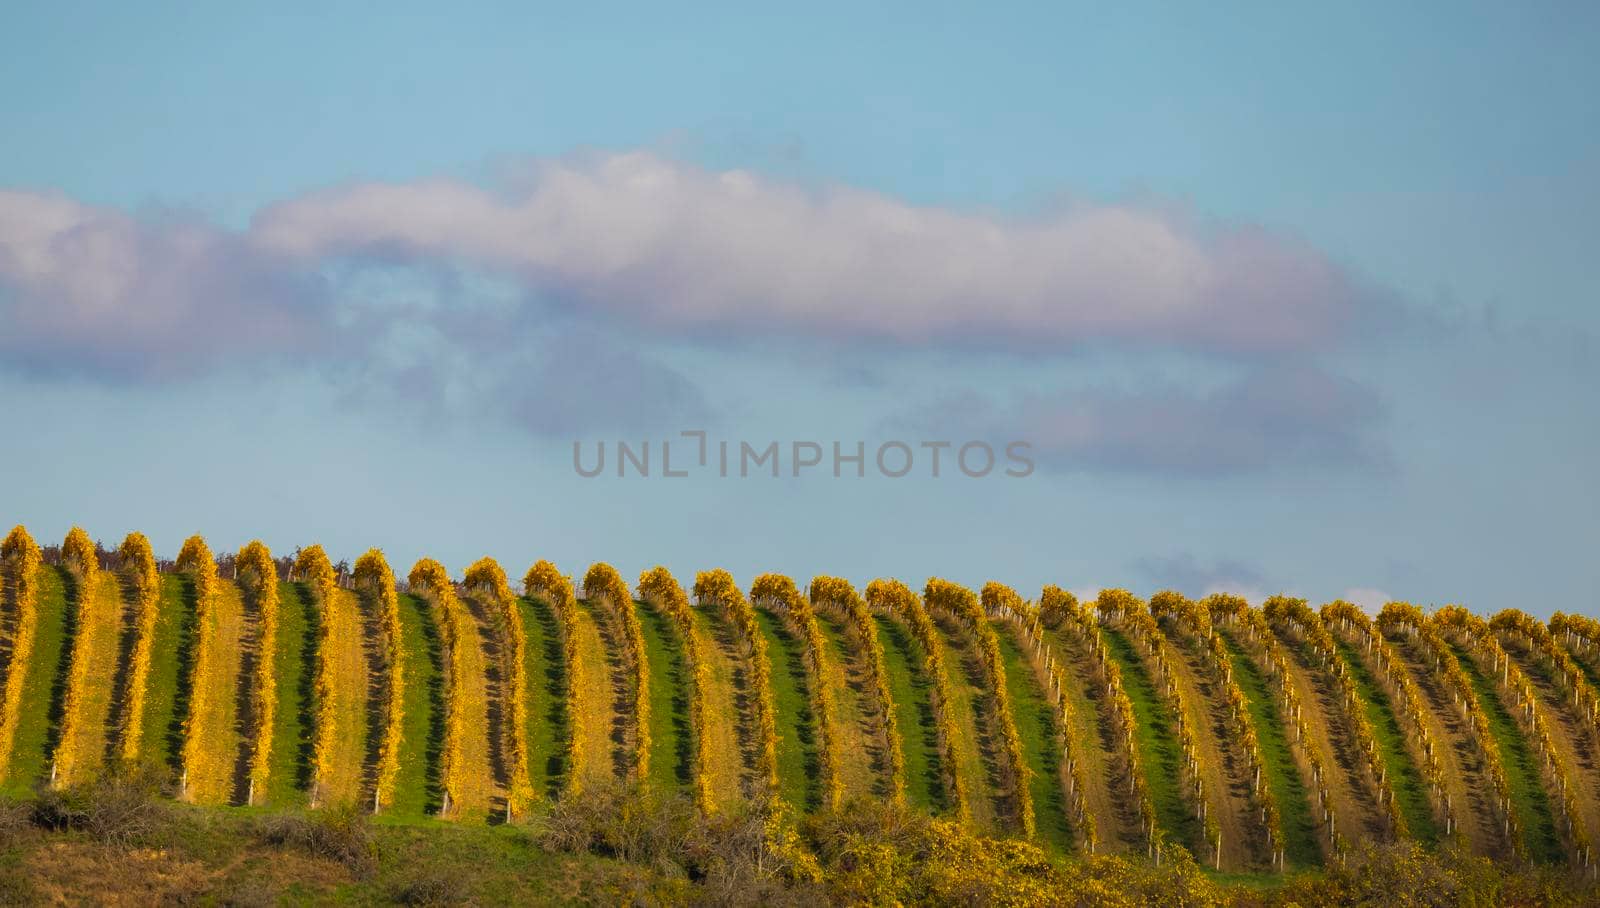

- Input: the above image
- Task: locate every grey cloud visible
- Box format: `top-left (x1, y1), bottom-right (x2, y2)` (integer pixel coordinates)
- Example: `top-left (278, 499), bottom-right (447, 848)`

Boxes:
top-left (901, 363), bottom-right (1387, 476)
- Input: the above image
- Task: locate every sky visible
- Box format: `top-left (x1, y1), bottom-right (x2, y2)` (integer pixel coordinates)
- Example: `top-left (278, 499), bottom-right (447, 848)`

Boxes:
top-left (1, 2), bottom-right (1596, 617)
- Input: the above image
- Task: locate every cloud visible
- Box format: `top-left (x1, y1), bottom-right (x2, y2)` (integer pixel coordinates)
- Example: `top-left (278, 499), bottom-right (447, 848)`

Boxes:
top-left (1132, 553), bottom-right (1270, 600)
top-left (0, 190), bottom-right (329, 380)
top-left (251, 151), bottom-right (1375, 355)
top-left (901, 363), bottom-right (1387, 476)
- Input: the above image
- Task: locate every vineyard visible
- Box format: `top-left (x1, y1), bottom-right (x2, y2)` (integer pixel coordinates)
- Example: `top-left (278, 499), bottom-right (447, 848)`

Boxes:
top-left (0, 525), bottom-right (1598, 902)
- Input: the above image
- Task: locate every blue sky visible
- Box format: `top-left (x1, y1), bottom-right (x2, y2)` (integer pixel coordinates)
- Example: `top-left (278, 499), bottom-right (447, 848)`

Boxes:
top-left (2, 2), bottom-right (1596, 616)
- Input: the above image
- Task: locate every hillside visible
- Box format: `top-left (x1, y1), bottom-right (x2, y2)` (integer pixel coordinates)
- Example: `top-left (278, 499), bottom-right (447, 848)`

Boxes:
top-left (0, 526), bottom-right (1597, 904)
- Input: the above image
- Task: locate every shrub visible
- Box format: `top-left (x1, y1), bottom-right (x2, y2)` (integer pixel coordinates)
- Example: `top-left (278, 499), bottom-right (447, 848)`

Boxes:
top-left (256, 805), bottom-right (378, 876)
top-left (524, 560), bottom-right (586, 794)
top-left (695, 569), bottom-right (779, 797)
top-left (175, 535), bottom-right (222, 802)
top-left (51, 526), bottom-right (101, 785)
top-left (811, 575), bottom-right (904, 805)
top-left (30, 767), bottom-right (170, 849)
top-left (639, 566), bottom-right (713, 813)
top-left (751, 572), bottom-right (842, 811)
top-left (408, 558), bottom-right (470, 818)
top-left (583, 563), bottom-right (651, 783)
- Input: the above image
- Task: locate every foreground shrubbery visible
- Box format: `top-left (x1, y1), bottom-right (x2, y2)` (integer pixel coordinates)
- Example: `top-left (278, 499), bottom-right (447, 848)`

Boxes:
top-left (0, 772), bottom-right (1595, 905)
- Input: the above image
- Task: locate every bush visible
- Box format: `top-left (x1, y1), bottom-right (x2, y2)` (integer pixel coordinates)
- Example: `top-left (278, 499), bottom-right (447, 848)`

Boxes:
top-left (29, 770), bottom-right (169, 849)
top-left (256, 805), bottom-right (378, 877)
top-left (389, 868), bottom-right (470, 906)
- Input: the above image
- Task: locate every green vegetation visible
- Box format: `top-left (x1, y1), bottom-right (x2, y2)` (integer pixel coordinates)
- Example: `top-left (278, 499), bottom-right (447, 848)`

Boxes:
top-left (1334, 638), bottom-right (1438, 845)
top-left (388, 593), bottom-right (442, 817)
top-left (1218, 628), bottom-right (1322, 868)
top-left (874, 613), bottom-right (944, 813)
top-left (752, 605), bottom-right (817, 810)
top-left (1449, 642), bottom-right (1562, 863)
top-left (263, 581), bottom-right (313, 807)
top-left (996, 625), bottom-right (1073, 851)
top-left (2, 566), bottom-right (70, 794)
top-left (635, 600), bottom-right (691, 794)
top-left (1100, 626), bottom-right (1198, 855)
top-left (518, 596), bottom-right (565, 800)
top-left (136, 574), bottom-right (195, 776)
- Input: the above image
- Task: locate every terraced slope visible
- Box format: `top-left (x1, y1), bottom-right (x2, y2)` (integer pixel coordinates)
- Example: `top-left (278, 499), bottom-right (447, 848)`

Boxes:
top-left (995, 624), bottom-right (1072, 850)
top-left (263, 582), bottom-right (313, 807)
top-left (1102, 626), bottom-right (1201, 857)
top-left (1, 567), bottom-right (70, 794)
top-left (814, 611), bottom-right (887, 800)
top-left (518, 596), bottom-right (566, 800)
top-left (568, 603), bottom-right (617, 790)
top-left (1386, 630), bottom-right (1505, 857)
top-left (1502, 637), bottom-right (1600, 854)
top-left (1218, 628), bottom-right (1321, 868)
top-left (637, 599), bottom-right (693, 795)
top-left (390, 593), bottom-right (443, 817)
top-left (1163, 632), bottom-right (1259, 870)
top-left (1046, 621), bottom-right (1141, 854)
top-left (315, 588), bottom-right (372, 807)
top-left (874, 613), bottom-right (944, 813)
top-left (134, 574), bottom-right (196, 776)
top-left (752, 605), bottom-right (817, 809)
top-left (183, 580), bottom-right (247, 805)
top-left (688, 605), bottom-right (749, 812)
top-left (1273, 629), bottom-right (1385, 845)
top-left (53, 570), bottom-right (123, 785)
top-left (1449, 642), bottom-right (1562, 862)
top-left (929, 610), bottom-right (1003, 832)
top-left (1332, 638), bottom-right (1439, 845)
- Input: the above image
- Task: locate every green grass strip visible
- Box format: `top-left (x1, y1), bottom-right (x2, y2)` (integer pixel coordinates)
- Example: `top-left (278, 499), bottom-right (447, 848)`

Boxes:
top-left (874, 613), bottom-right (944, 814)
top-left (996, 625), bottom-right (1073, 851)
top-left (138, 574), bottom-right (196, 776)
top-left (261, 581), bottom-right (314, 807)
top-left (390, 592), bottom-right (444, 817)
top-left (1101, 625), bottom-right (1199, 855)
top-left (752, 605), bottom-right (817, 810)
top-left (1333, 638), bottom-right (1438, 845)
top-left (1448, 642), bottom-right (1562, 863)
top-left (636, 600), bottom-right (692, 795)
top-left (518, 597), bottom-right (565, 800)
top-left (1217, 628), bottom-right (1321, 868)
top-left (3, 566), bottom-right (70, 794)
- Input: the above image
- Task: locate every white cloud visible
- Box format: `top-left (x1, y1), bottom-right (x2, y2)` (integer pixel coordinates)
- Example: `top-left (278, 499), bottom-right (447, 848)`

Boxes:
top-left (252, 151), bottom-right (1371, 355)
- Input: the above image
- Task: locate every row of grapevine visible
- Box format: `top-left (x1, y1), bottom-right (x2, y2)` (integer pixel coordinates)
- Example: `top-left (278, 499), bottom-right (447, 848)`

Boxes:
top-left (1322, 601), bottom-right (1449, 835)
top-left (638, 567), bottom-right (712, 812)
top-left (352, 550), bottom-right (405, 812)
top-left (524, 561), bottom-right (585, 794)
top-left (114, 533), bottom-right (161, 765)
top-left (751, 573), bottom-right (842, 811)
top-left (694, 569), bottom-right (779, 797)
top-left (926, 577), bottom-right (1032, 838)
top-left (175, 536), bottom-right (223, 801)
top-left (1209, 595), bottom-right (1338, 866)
top-left (810, 575), bottom-right (904, 802)
top-left (1436, 606), bottom-right (1590, 867)
top-left (0, 527), bottom-right (42, 779)
top-left (296, 546), bottom-right (342, 806)
top-left (51, 527), bottom-right (102, 785)
top-left (236, 541), bottom-right (279, 805)
top-left (1378, 602), bottom-right (1521, 858)
top-left (1540, 613), bottom-right (1600, 736)
top-left (1152, 592), bottom-right (1282, 868)
top-left (581, 564), bottom-right (650, 783)
top-left (1096, 590), bottom-right (1219, 864)
top-left (464, 558), bottom-right (536, 816)
top-left (991, 584), bottom-right (1094, 851)
top-left (408, 558), bottom-right (474, 818)
top-left (1263, 596), bottom-right (1405, 837)
top-left (865, 578), bottom-right (968, 821)
top-left (1041, 587), bottom-right (1156, 853)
